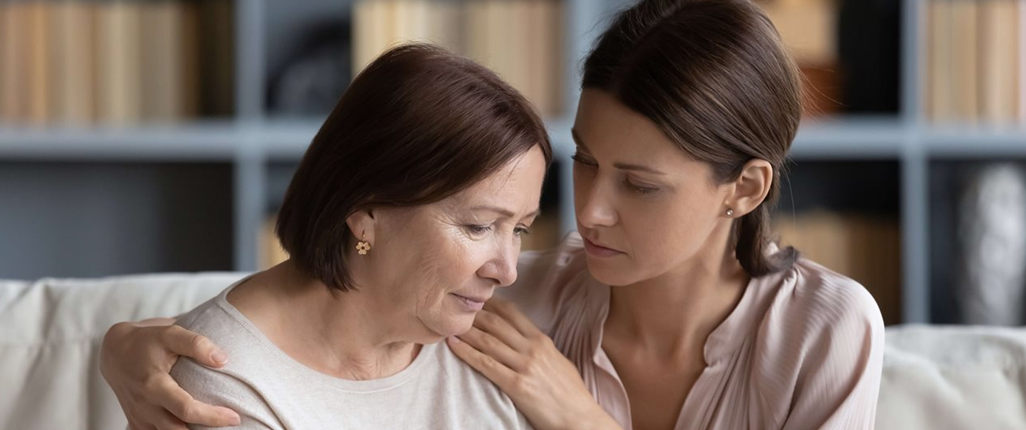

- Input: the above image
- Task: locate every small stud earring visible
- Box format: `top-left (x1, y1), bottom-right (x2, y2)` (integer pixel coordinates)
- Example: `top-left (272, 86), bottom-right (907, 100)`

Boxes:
top-left (356, 230), bottom-right (371, 255)
top-left (726, 207), bottom-right (734, 217)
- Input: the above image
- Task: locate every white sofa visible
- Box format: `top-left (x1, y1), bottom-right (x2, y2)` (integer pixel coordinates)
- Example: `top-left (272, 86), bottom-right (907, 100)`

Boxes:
top-left (2, 273), bottom-right (1025, 430)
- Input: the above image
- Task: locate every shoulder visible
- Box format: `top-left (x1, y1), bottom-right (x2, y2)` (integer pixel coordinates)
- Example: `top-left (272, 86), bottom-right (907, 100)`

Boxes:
top-left (433, 344), bottom-right (531, 428)
top-left (783, 256), bottom-right (884, 337)
top-left (175, 291), bottom-right (264, 357)
top-left (171, 294), bottom-right (287, 428)
top-left (751, 256), bottom-right (885, 377)
top-left (172, 289), bottom-right (280, 396)
top-left (171, 358), bottom-right (284, 430)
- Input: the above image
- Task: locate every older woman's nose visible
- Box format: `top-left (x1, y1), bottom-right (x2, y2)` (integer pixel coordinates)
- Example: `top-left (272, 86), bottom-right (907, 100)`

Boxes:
top-left (479, 241), bottom-right (519, 287)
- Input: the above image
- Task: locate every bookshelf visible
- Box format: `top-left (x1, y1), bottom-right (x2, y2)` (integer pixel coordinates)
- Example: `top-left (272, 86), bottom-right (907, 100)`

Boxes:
top-left (1, 0), bottom-right (1024, 325)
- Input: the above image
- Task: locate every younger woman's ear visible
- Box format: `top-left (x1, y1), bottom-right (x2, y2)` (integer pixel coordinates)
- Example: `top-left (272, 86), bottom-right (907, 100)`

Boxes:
top-left (726, 159), bottom-right (773, 217)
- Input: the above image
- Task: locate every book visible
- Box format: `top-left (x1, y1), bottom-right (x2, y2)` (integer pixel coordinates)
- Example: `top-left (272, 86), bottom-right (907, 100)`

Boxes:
top-left (261, 215), bottom-right (290, 270)
top-left (760, 0), bottom-right (838, 65)
top-left (463, 0), bottom-right (491, 67)
top-left (926, 0), bottom-right (954, 122)
top-left (353, 0), bottom-right (390, 75)
top-left (760, 0), bottom-right (843, 117)
top-left (95, 0), bottom-right (143, 125)
top-left (140, 0), bottom-right (189, 122)
top-left (950, 0), bottom-right (979, 123)
top-left (26, 1), bottom-right (50, 125)
top-left (49, 1), bottom-right (96, 125)
top-left (0, 2), bottom-right (28, 123)
top-left (537, 0), bottom-right (563, 117)
top-left (351, 0), bottom-right (564, 117)
top-left (979, 0), bottom-right (1020, 123)
top-left (1020, 0), bottom-right (1026, 123)
top-left (773, 210), bottom-right (902, 325)
top-left (426, 0), bottom-right (462, 53)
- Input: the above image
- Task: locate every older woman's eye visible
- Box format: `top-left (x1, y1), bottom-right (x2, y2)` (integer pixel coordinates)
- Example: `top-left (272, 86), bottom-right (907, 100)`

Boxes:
top-left (514, 226), bottom-right (531, 237)
top-left (465, 225), bottom-right (492, 235)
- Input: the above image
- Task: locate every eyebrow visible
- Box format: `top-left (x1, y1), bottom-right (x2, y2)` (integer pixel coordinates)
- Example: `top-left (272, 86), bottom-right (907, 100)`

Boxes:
top-left (471, 206), bottom-right (542, 220)
top-left (571, 128), bottom-right (668, 176)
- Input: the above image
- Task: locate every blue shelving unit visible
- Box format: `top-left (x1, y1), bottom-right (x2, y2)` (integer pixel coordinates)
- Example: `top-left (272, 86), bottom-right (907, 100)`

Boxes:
top-left (1, 0), bottom-right (1023, 324)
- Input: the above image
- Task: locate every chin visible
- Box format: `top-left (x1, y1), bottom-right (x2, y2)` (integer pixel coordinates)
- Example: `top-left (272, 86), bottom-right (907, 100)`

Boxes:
top-left (428, 314), bottom-right (476, 338)
top-left (585, 258), bottom-right (639, 287)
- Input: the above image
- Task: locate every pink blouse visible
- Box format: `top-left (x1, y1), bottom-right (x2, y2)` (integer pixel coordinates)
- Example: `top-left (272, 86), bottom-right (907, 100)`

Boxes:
top-left (501, 233), bottom-right (885, 429)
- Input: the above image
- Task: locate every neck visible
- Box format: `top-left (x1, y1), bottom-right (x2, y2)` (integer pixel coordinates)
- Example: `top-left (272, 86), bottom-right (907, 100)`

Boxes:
top-left (604, 235), bottom-right (749, 360)
top-left (242, 261), bottom-right (422, 380)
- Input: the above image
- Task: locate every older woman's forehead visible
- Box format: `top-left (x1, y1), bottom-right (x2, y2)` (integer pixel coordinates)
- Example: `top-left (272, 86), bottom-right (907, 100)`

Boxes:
top-left (439, 188), bottom-right (541, 219)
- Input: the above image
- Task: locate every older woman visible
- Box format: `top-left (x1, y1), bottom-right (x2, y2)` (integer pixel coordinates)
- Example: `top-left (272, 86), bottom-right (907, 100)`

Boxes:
top-left (104, 1), bottom-right (884, 429)
top-left (113, 43), bottom-right (551, 429)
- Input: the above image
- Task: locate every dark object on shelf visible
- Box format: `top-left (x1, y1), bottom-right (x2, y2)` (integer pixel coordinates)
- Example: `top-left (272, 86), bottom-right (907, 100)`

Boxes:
top-left (267, 19), bottom-right (352, 117)
top-left (778, 160), bottom-right (901, 217)
top-left (197, 0), bottom-right (236, 117)
top-left (837, 0), bottom-right (901, 114)
top-left (0, 161), bottom-right (234, 279)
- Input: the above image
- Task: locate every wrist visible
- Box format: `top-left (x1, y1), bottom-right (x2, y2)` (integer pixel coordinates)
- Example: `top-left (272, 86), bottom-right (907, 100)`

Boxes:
top-left (567, 403), bottom-right (619, 430)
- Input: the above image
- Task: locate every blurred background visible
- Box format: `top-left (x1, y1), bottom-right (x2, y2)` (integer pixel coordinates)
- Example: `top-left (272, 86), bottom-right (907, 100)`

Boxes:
top-left (0, 0), bottom-right (1023, 327)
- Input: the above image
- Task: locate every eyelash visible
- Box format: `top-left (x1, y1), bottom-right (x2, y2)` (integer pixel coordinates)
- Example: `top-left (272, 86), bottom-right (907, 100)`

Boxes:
top-left (573, 153), bottom-right (658, 195)
top-left (466, 225), bottom-right (492, 235)
top-left (625, 179), bottom-right (658, 195)
top-left (571, 153), bottom-right (594, 166)
top-left (466, 225), bottom-right (531, 237)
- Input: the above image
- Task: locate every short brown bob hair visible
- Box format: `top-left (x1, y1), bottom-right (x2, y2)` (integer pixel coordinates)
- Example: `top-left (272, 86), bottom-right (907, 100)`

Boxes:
top-left (276, 43), bottom-right (553, 292)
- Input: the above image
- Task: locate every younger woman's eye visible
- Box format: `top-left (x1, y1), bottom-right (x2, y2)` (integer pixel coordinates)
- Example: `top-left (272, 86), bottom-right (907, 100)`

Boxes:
top-left (624, 178), bottom-right (658, 195)
top-left (571, 153), bottom-right (596, 166)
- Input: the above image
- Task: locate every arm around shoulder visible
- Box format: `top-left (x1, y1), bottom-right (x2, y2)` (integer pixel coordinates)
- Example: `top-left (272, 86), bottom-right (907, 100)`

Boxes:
top-left (170, 358), bottom-right (283, 430)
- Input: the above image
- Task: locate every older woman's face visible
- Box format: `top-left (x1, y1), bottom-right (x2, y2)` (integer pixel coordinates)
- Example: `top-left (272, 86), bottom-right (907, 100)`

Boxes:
top-left (362, 146), bottom-right (547, 339)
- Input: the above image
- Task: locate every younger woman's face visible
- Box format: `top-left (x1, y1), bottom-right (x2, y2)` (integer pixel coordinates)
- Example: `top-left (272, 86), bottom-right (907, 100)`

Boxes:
top-left (571, 89), bottom-right (736, 286)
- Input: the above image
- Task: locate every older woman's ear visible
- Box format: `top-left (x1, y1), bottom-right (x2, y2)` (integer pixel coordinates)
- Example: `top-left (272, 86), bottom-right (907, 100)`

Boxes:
top-left (345, 209), bottom-right (377, 248)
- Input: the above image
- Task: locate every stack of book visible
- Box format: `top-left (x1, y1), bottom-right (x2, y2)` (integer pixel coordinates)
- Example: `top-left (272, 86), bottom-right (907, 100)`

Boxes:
top-left (773, 210), bottom-right (903, 325)
top-left (759, 0), bottom-right (844, 116)
top-left (352, 0), bottom-right (564, 118)
top-left (924, 0), bottom-right (1024, 124)
top-left (0, 0), bottom-right (234, 127)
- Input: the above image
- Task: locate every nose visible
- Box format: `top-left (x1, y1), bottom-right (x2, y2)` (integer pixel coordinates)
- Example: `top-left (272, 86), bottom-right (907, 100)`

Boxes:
top-left (478, 239), bottom-right (519, 287)
top-left (576, 178), bottom-right (618, 229)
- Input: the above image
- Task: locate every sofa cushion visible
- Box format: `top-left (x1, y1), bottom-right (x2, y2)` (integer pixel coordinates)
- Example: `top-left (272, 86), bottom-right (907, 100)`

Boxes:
top-left (5, 274), bottom-right (1026, 430)
top-left (0, 273), bottom-right (244, 430)
top-left (876, 325), bottom-right (1026, 430)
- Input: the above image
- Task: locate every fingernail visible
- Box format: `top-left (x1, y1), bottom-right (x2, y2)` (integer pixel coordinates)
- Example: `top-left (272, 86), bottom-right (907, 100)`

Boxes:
top-left (211, 350), bottom-right (228, 364)
top-left (223, 411), bottom-right (241, 426)
top-left (448, 336), bottom-right (461, 344)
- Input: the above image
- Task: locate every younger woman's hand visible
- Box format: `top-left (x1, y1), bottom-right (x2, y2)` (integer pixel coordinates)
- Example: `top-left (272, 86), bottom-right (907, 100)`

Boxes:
top-left (100, 318), bottom-right (241, 429)
top-left (447, 299), bottom-right (621, 430)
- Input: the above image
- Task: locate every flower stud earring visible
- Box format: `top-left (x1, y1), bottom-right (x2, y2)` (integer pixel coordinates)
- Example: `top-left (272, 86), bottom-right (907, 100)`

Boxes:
top-left (356, 231), bottom-right (371, 255)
